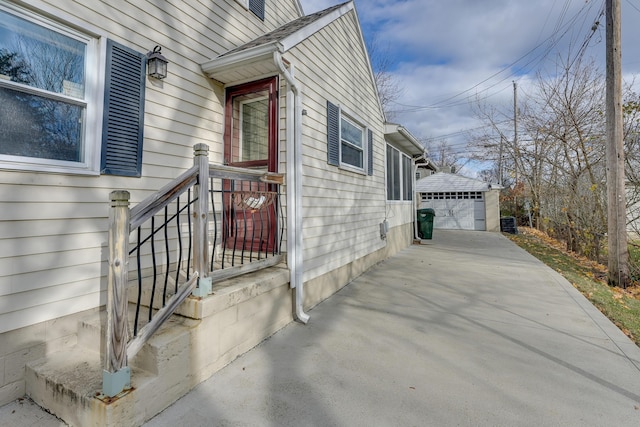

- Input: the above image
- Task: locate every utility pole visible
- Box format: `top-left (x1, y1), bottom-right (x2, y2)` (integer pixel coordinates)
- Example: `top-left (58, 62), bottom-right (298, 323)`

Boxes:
top-left (513, 81), bottom-right (518, 218)
top-left (605, 0), bottom-right (630, 288)
top-left (498, 135), bottom-right (504, 186)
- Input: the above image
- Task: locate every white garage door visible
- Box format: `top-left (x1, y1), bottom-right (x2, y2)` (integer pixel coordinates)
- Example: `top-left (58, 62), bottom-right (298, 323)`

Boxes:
top-left (421, 191), bottom-right (486, 231)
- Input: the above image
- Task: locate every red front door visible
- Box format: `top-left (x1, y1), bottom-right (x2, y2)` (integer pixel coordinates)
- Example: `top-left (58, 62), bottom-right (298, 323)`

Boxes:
top-left (223, 77), bottom-right (279, 253)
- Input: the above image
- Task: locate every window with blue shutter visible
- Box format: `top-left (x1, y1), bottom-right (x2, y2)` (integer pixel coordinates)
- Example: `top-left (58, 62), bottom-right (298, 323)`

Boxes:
top-left (367, 129), bottom-right (374, 176)
top-left (101, 40), bottom-right (146, 177)
top-left (249, 0), bottom-right (265, 20)
top-left (327, 101), bottom-right (340, 166)
top-left (0, 4), bottom-right (104, 174)
top-left (326, 100), bottom-right (373, 175)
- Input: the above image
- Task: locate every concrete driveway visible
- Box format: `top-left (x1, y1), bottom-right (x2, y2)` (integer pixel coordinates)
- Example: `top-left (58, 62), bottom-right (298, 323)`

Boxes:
top-left (145, 230), bottom-right (640, 426)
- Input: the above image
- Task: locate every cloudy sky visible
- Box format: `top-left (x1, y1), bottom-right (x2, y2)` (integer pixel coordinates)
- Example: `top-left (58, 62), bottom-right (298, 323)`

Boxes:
top-left (298, 0), bottom-right (640, 175)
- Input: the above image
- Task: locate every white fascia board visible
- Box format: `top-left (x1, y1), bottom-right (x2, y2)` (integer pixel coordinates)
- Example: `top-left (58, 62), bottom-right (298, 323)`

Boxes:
top-left (384, 123), bottom-right (425, 156)
top-left (398, 126), bottom-right (425, 154)
top-left (279, 1), bottom-right (354, 52)
top-left (200, 43), bottom-right (281, 77)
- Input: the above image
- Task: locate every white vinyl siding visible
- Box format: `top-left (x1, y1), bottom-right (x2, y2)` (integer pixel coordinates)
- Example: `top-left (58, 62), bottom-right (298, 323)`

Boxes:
top-left (285, 11), bottom-right (386, 281)
top-left (0, 0), bottom-right (303, 334)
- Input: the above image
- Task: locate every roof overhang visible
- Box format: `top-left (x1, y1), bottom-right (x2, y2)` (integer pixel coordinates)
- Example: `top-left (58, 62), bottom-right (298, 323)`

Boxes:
top-left (384, 123), bottom-right (425, 156)
top-left (200, 44), bottom-right (282, 85)
top-left (200, 2), bottom-right (355, 86)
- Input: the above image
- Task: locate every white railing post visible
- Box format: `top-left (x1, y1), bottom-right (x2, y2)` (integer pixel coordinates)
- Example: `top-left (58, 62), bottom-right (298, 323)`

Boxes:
top-left (102, 190), bottom-right (131, 397)
top-left (192, 143), bottom-right (211, 297)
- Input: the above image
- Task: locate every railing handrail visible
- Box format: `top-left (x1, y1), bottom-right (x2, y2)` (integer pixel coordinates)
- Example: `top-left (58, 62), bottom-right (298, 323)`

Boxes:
top-left (208, 163), bottom-right (285, 185)
top-left (127, 163), bottom-right (285, 238)
top-left (130, 165), bottom-right (199, 231)
top-left (103, 143), bottom-right (286, 398)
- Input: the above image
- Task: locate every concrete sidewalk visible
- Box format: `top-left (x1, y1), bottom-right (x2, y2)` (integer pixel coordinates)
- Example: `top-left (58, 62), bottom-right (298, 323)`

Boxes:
top-left (144, 230), bottom-right (640, 426)
top-left (3, 230), bottom-right (640, 426)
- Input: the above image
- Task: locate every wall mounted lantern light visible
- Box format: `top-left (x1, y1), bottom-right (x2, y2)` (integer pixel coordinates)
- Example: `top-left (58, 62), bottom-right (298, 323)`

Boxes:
top-left (147, 45), bottom-right (168, 79)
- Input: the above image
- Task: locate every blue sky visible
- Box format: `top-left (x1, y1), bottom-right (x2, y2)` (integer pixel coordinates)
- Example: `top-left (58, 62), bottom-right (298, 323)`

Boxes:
top-left (299, 0), bottom-right (640, 175)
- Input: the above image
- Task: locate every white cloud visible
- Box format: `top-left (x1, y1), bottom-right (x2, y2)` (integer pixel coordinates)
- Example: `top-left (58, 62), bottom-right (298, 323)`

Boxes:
top-left (299, 0), bottom-right (640, 170)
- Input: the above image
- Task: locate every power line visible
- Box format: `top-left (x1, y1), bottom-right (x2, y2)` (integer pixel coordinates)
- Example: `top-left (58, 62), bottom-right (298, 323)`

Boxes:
top-left (390, 0), bottom-right (603, 112)
top-left (625, 0), bottom-right (640, 14)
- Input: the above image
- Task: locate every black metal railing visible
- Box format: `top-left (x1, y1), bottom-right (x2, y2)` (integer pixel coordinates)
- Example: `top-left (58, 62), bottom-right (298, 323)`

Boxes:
top-left (102, 143), bottom-right (284, 398)
top-left (129, 188), bottom-right (197, 336)
top-left (210, 178), bottom-right (284, 270)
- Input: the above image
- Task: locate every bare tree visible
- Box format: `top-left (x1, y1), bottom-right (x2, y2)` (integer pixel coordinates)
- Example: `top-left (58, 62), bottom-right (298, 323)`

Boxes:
top-left (473, 57), bottom-right (610, 260)
top-left (422, 138), bottom-right (468, 173)
top-left (366, 33), bottom-right (403, 120)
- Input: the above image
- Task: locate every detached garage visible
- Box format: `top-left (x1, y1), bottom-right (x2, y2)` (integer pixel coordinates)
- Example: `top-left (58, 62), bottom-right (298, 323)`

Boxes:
top-left (416, 172), bottom-right (501, 231)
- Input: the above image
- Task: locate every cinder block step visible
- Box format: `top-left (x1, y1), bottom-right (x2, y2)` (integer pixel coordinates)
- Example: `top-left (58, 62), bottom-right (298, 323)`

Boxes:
top-left (24, 265), bottom-right (291, 426)
top-left (25, 315), bottom-right (197, 427)
top-left (25, 348), bottom-right (152, 427)
top-left (76, 311), bottom-right (106, 354)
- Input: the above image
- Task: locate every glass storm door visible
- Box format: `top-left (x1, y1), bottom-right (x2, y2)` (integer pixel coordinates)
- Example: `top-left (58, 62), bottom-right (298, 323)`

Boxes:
top-left (223, 77), bottom-right (278, 253)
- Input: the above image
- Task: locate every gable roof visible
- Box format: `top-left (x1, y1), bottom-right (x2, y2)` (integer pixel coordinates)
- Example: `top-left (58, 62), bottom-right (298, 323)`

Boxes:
top-left (201, 2), bottom-right (353, 84)
top-left (220, 2), bottom-right (350, 58)
top-left (416, 172), bottom-right (492, 193)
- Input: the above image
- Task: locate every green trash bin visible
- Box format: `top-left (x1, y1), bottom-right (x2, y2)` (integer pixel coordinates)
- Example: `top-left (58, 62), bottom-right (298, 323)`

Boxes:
top-left (417, 208), bottom-right (435, 239)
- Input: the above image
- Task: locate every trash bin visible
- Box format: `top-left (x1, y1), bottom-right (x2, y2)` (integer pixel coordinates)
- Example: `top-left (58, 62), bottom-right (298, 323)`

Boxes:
top-left (417, 208), bottom-right (436, 239)
top-left (500, 216), bottom-right (518, 234)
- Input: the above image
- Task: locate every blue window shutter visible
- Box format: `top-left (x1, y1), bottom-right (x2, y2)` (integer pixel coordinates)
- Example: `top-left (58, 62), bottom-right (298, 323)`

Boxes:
top-left (367, 129), bottom-right (374, 175)
top-left (249, 0), bottom-right (265, 20)
top-left (327, 101), bottom-right (340, 166)
top-left (101, 39), bottom-right (146, 177)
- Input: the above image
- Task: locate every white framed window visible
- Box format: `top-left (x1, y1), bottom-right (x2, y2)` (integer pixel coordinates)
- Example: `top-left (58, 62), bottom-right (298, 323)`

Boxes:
top-left (386, 144), bottom-right (413, 201)
top-left (0, 1), bottom-right (104, 174)
top-left (326, 101), bottom-right (373, 175)
top-left (239, 95), bottom-right (269, 162)
top-left (340, 114), bottom-right (365, 170)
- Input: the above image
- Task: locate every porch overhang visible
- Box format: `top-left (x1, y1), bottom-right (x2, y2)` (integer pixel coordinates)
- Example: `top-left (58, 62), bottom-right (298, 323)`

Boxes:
top-left (384, 123), bottom-right (425, 157)
top-left (200, 43), bottom-right (282, 85)
top-left (201, 2), bottom-right (355, 86)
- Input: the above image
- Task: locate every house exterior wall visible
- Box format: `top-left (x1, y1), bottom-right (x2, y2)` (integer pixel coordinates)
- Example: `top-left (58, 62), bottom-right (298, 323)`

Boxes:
top-left (285, 11), bottom-right (387, 285)
top-left (0, 0), bottom-right (409, 408)
top-left (386, 202), bottom-right (414, 230)
top-left (0, 0), bottom-right (301, 335)
top-left (0, 0), bottom-right (302, 405)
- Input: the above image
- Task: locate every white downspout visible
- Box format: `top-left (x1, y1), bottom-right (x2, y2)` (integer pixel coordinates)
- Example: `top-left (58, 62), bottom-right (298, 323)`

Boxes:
top-left (275, 51), bottom-right (310, 323)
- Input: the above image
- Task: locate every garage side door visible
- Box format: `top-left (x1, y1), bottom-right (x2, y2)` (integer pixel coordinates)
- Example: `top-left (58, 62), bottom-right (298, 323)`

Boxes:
top-left (474, 198), bottom-right (486, 231)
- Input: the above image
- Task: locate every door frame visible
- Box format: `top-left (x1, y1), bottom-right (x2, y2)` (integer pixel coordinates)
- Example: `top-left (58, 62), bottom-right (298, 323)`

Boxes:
top-left (222, 76), bottom-right (279, 253)
top-left (223, 76), bottom-right (279, 172)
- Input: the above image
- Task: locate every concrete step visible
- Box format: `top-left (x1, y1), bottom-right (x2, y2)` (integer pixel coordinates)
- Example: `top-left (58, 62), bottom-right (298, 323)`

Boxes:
top-left (76, 311), bottom-right (106, 356)
top-left (24, 264), bottom-right (291, 426)
top-left (25, 313), bottom-right (199, 427)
